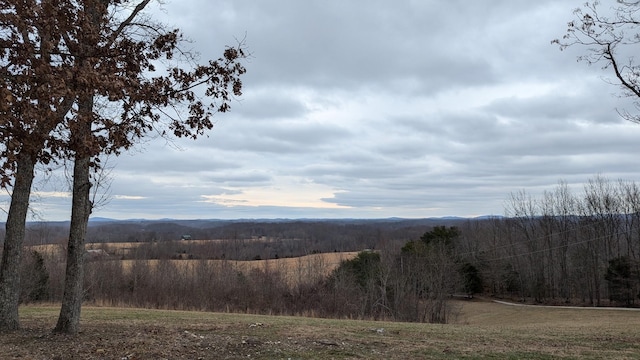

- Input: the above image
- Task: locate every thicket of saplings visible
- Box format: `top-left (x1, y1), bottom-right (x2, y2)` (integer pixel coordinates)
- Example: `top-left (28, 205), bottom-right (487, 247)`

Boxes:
top-left (14, 175), bottom-right (640, 323)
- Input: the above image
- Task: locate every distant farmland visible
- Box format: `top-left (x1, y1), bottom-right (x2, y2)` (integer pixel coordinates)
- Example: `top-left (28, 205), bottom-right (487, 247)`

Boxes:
top-left (27, 240), bottom-right (360, 286)
top-left (116, 251), bottom-right (360, 285)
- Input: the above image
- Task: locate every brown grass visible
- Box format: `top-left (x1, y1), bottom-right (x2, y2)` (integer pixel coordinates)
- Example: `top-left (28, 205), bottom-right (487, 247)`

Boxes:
top-left (30, 239), bottom-right (230, 253)
top-left (4, 299), bottom-right (640, 359)
top-left (116, 252), bottom-right (359, 285)
top-left (28, 240), bottom-right (360, 285)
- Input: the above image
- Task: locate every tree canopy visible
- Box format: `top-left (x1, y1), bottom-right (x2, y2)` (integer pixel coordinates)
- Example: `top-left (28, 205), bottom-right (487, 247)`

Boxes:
top-left (0, 0), bottom-right (247, 333)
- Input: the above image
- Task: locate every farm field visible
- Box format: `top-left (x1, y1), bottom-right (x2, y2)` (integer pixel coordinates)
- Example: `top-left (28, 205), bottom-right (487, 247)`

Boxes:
top-left (117, 251), bottom-right (360, 283)
top-left (30, 239), bottom-right (271, 253)
top-left (2, 299), bottom-right (639, 359)
top-left (27, 241), bottom-right (361, 284)
top-left (112, 251), bottom-right (360, 271)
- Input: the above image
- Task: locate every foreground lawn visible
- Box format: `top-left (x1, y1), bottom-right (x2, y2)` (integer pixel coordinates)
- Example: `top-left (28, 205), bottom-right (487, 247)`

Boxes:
top-left (1, 299), bottom-right (639, 359)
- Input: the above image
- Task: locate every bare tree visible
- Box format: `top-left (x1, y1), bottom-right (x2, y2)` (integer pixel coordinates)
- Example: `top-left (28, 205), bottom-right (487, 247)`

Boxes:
top-left (505, 190), bottom-right (547, 301)
top-left (550, 181), bottom-right (579, 301)
top-left (554, 1), bottom-right (640, 123)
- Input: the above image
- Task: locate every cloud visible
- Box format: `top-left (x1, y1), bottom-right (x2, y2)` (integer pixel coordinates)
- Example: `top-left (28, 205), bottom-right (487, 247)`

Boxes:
top-left (33, 191), bottom-right (71, 198)
top-left (114, 195), bottom-right (147, 200)
top-left (5, 0), bottom-right (640, 222)
top-left (200, 176), bottom-right (349, 209)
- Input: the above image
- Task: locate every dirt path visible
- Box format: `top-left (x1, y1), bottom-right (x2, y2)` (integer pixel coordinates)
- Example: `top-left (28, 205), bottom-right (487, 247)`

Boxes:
top-left (492, 299), bottom-right (640, 311)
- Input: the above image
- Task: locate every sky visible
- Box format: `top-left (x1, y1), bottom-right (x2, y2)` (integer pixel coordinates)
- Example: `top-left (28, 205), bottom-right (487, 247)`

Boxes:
top-left (7, 0), bottom-right (640, 221)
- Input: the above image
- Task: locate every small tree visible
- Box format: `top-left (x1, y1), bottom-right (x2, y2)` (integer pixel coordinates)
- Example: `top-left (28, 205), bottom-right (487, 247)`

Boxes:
top-left (460, 262), bottom-right (483, 297)
top-left (605, 256), bottom-right (637, 306)
top-left (19, 251), bottom-right (50, 303)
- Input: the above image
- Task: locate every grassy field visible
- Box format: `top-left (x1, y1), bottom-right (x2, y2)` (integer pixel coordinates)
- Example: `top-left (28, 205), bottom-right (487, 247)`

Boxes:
top-left (29, 240), bottom-right (360, 286)
top-left (1, 299), bottom-right (639, 359)
top-left (115, 251), bottom-right (360, 284)
top-left (115, 251), bottom-right (360, 271)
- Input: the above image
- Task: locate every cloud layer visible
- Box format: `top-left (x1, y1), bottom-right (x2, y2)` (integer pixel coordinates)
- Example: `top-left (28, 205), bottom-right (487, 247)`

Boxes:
top-left (6, 0), bottom-right (640, 221)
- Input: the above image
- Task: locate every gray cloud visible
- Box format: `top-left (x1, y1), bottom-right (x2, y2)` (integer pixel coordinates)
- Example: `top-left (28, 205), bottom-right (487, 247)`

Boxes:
top-left (7, 0), bottom-right (640, 221)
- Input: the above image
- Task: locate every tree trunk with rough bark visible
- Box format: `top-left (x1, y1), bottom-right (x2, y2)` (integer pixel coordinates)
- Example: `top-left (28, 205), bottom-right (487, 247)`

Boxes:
top-left (0, 154), bottom-right (36, 331)
top-left (54, 97), bottom-right (93, 335)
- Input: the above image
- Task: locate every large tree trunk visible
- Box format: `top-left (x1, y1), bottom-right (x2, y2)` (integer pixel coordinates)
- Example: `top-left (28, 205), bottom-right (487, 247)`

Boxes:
top-left (54, 154), bottom-right (91, 334)
top-left (0, 153), bottom-right (36, 331)
top-left (54, 97), bottom-right (93, 335)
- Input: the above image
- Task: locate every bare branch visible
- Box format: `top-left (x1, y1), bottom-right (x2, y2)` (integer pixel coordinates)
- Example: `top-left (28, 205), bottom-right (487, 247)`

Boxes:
top-left (106, 0), bottom-right (152, 48)
top-left (554, 1), bottom-right (640, 123)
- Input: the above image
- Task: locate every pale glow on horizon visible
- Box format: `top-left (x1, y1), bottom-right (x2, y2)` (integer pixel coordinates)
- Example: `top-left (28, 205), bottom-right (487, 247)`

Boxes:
top-left (200, 177), bottom-right (349, 209)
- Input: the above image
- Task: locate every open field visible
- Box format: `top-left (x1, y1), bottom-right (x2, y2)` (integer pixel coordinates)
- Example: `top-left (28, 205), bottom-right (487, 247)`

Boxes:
top-left (115, 252), bottom-right (360, 271)
top-left (30, 239), bottom-right (276, 253)
top-left (88, 251), bottom-right (359, 287)
top-left (116, 251), bottom-right (360, 282)
top-left (2, 299), bottom-right (639, 359)
top-left (27, 241), bottom-right (360, 285)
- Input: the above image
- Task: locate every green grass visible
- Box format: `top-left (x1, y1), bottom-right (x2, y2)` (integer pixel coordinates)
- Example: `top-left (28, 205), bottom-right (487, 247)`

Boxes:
top-left (4, 300), bottom-right (640, 359)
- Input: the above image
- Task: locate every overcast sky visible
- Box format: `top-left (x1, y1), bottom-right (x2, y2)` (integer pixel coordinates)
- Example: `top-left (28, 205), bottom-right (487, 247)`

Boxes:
top-left (7, 0), bottom-right (640, 221)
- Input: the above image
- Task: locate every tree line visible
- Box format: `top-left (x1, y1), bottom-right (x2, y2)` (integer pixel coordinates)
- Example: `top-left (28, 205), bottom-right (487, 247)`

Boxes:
top-left (14, 175), bottom-right (640, 325)
top-left (16, 225), bottom-right (473, 323)
top-left (490, 176), bottom-right (640, 306)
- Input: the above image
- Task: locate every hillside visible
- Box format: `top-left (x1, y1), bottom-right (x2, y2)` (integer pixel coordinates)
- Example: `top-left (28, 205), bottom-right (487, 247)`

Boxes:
top-left (13, 211), bottom-right (640, 323)
top-left (2, 299), bottom-right (639, 359)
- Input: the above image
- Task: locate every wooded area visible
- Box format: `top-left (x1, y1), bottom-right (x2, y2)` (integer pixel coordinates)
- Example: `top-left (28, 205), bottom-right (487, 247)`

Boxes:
top-left (6, 175), bottom-right (640, 324)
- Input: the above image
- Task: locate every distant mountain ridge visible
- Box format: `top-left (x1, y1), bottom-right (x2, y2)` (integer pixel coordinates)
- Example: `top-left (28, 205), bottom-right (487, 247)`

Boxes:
top-left (2, 215), bottom-right (506, 245)
top-left (84, 215), bottom-right (504, 223)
